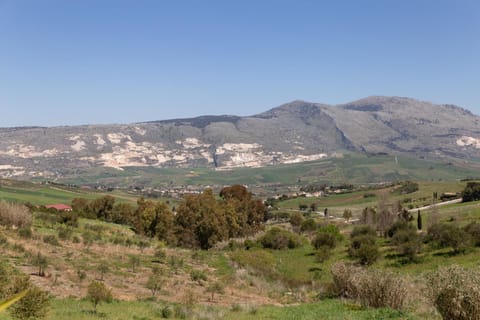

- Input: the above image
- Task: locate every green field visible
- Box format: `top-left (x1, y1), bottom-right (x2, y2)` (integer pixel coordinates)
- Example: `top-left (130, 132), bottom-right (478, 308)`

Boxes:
top-left (55, 153), bottom-right (480, 189)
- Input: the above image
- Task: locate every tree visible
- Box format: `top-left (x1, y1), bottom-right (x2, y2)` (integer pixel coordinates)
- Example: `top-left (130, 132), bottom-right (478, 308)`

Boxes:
top-left (206, 281), bottom-right (224, 301)
top-left (462, 182), bottom-right (480, 202)
top-left (175, 189), bottom-right (228, 249)
top-left (417, 210), bottom-right (422, 230)
top-left (86, 281), bottom-right (112, 313)
top-left (97, 261), bottom-right (109, 281)
top-left (71, 198), bottom-right (89, 214)
top-left (146, 267), bottom-right (164, 297)
top-left (343, 209), bottom-right (353, 222)
top-left (289, 212), bottom-right (304, 230)
top-left (111, 202), bottom-right (134, 225)
top-left (32, 252), bottom-right (47, 277)
top-left (128, 255), bottom-right (140, 273)
top-left (88, 195), bottom-right (115, 221)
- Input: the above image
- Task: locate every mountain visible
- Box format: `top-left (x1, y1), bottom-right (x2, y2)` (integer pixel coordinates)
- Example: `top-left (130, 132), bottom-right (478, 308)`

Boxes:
top-left (1, 96), bottom-right (479, 181)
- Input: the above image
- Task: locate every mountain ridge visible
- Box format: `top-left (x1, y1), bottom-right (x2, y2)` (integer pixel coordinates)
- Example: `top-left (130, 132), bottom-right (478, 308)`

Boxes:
top-left (0, 96), bottom-right (479, 181)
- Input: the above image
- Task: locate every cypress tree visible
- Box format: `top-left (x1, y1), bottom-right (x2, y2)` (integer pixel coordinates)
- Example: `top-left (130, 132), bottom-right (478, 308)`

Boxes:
top-left (417, 210), bottom-right (422, 230)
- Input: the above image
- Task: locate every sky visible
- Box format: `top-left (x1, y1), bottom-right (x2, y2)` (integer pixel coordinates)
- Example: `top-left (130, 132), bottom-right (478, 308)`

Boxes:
top-left (0, 0), bottom-right (479, 127)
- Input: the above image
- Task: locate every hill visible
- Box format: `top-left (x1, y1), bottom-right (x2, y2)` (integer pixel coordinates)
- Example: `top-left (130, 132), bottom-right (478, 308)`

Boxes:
top-left (0, 96), bottom-right (479, 184)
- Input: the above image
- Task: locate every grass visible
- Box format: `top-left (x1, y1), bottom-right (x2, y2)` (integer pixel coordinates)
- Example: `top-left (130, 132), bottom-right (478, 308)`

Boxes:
top-left (0, 298), bottom-right (420, 320)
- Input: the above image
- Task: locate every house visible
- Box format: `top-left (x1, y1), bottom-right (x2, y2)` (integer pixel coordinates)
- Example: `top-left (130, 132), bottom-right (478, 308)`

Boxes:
top-left (45, 204), bottom-right (73, 212)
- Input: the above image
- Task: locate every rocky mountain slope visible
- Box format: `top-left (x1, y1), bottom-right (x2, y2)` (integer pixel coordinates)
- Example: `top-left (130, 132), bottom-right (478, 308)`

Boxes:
top-left (1, 96), bottom-right (479, 179)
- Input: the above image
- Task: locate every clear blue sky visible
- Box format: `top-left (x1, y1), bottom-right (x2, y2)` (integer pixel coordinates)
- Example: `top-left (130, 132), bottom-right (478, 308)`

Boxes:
top-left (1, 0), bottom-right (479, 127)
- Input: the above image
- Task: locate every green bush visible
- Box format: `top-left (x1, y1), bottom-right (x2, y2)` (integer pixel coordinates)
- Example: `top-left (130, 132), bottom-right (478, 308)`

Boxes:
top-left (300, 218), bottom-right (317, 233)
top-left (161, 305), bottom-right (173, 318)
top-left (312, 231), bottom-right (337, 249)
top-left (391, 228), bottom-right (422, 261)
top-left (350, 225), bottom-right (376, 238)
top-left (190, 269), bottom-right (208, 283)
top-left (349, 235), bottom-right (379, 265)
top-left (18, 227), bottom-right (32, 239)
top-left (43, 234), bottom-right (60, 246)
top-left (318, 224), bottom-right (344, 241)
top-left (260, 227), bottom-right (303, 250)
top-left (464, 221), bottom-right (480, 246)
top-left (427, 223), bottom-right (472, 254)
top-left (461, 181), bottom-right (480, 202)
top-left (58, 226), bottom-right (73, 240)
top-left (396, 181), bottom-right (419, 194)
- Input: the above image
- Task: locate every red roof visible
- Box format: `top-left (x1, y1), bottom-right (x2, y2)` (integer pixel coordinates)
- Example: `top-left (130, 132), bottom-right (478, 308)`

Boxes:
top-left (45, 204), bottom-right (72, 211)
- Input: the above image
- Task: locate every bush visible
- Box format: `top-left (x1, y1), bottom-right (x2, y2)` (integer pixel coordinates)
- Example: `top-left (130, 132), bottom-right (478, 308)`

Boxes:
top-left (315, 246), bottom-right (332, 263)
top-left (87, 281), bottom-right (112, 313)
top-left (387, 220), bottom-right (412, 238)
top-left (349, 235), bottom-right (379, 265)
top-left (331, 262), bottom-right (408, 310)
top-left (318, 224), bottom-right (343, 241)
top-left (396, 181), bottom-right (419, 194)
top-left (260, 227), bottom-right (303, 250)
top-left (427, 265), bottom-right (480, 320)
top-left (190, 269), bottom-right (207, 283)
top-left (289, 212), bottom-right (304, 228)
top-left (464, 221), bottom-right (480, 246)
top-left (350, 225), bottom-right (376, 238)
top-left (300, 218), bottom-right (317, 233)
top-left (43, 235), bottom-right (60, 246)
top-left (0, 201), bottom-right (32, 229)
top-left (18, 227), bottom-right (32, 239)
top-left (461, 181), bottom-right (480, 202)
top-left (312, 231), bottom-right (337, 249)
top-left (427, 223), bottom-right (472, 254)
top-left (161, 305), bottom-right (174, 318)
top-left (58, 226), bottom-right (73, 240)
top-left (391, 228), bottom-right (422, 261)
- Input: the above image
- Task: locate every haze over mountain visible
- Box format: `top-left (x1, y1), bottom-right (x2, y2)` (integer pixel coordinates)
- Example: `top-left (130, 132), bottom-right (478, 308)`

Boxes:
top-left (1, 96), bottom-right (479, 180)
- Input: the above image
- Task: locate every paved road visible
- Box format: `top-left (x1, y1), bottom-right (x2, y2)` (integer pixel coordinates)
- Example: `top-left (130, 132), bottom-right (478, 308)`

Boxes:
top-left (408, 198), bottom-right (462, 212)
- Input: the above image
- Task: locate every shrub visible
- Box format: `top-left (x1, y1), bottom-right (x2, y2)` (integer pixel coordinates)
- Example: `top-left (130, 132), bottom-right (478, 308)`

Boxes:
top-left (387, 220), bottom-right (412, 238)
top-left (190, 269), bottom-right (208, 283)
top-left (315, 246), bottom-right (332, 263)
top-left (289, 212), bottom-right (304, 228)
top-left (57, 226), bottom-right (73, 240)
top-left (350, 225), bottom-right (376, 238)
top-left (427, 265), bottom-right (480, 320)
top-left (349, 235), bottom-right (379, 265)
top-left (391, 228), bottom-right (422, 261)
top-left (161, 305), bottom-right (173, 318)
top-left (300, 218), bottom-right (317, 233)
top-left (464, 221), bottom-right (480, 246)
top-left (42, 235), bottom-right (60, 246)
top-left (260, 227), bottom-right (303, 250)
top-left (312, 232), bottom-right (337, 249)
top-left (18, 227), bottom-right (32, 239)
top-left (87, 281), bottom-right (112, 313)
top-left (427, 223), bottom-right (472, 254)
top-left (461, 181), bottom-right (480, 202)
top-left (331, 262), bottom-right (408, 310)
top-left (0, 201), bottom-right (32, 229)
top-left (397, 181), bottom-right (419, 194)
top-left (318, 224), bottom-right (344, 241)
top-left (9, 284), bottom-right (50, 320)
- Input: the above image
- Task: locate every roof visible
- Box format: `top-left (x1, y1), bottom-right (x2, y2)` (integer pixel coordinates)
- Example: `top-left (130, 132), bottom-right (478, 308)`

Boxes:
top-left (45, 204), bottom-right (72, 211)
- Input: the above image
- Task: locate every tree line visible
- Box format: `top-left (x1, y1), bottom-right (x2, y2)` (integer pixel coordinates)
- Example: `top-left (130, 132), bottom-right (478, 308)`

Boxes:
top-left (70, 185), bottom-right (266, 249)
